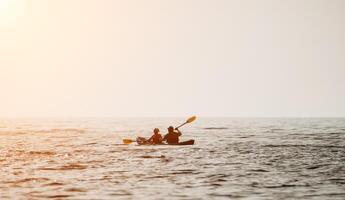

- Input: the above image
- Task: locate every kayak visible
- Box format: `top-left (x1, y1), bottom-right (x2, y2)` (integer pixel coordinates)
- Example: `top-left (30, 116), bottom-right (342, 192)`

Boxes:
top-left (136, 137), bottom-right (195, 145)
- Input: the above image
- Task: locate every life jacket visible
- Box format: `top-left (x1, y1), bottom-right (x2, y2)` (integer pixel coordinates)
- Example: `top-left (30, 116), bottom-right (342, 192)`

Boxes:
top-left (151, 134), bottom-right (162, 144)
top-left (164, 132), bottom-right (180, 144)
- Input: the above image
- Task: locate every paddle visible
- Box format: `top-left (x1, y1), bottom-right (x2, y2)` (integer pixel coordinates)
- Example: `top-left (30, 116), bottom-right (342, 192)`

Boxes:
top-left (175, 115), bottom-right (197, 130)
top-left (123, 139), bottom-right (135, 144)
top-left (122, 115), bottom-right (197, 144)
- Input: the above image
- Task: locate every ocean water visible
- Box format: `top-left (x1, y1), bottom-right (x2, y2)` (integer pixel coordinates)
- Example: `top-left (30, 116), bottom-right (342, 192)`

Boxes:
top-left (0, 118), bottom-right (345, 199)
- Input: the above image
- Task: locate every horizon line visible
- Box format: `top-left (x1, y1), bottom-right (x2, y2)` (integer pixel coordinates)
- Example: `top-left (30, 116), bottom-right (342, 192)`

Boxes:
top-left (1, 116), bottom-right (345, 119)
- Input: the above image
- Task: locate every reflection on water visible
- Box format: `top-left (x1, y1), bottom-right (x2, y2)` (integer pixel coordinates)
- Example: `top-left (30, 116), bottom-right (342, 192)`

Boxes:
top-left (1, 118), bottom-right (345, 199)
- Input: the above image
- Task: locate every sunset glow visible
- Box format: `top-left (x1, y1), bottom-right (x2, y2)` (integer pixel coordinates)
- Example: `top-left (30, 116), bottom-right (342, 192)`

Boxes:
top-left (1, 0), bottom-right (345, 118)
top-left (1, 1), bottom-right (345, 200)
top-left (0, 0), bottom-right (16, 16)
top-left (0, 0), bottom-right (10, 11)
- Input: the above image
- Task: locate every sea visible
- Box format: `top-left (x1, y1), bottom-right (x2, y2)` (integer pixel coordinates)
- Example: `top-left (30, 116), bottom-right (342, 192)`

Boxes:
top-left (1, 118), bottom-right (345, 199)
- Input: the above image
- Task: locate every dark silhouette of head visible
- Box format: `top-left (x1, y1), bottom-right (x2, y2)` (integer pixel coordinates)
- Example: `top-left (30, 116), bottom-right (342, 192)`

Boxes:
top-left (154, 128), bottom-right (160, 134)
top-left (168, 126), bottom-right (174, 133)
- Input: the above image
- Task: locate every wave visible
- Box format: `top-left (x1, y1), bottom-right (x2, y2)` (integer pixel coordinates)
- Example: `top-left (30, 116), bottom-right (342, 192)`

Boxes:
top-left (4, 177), bottom-right (50, 184)
top-left (30, 194), bottom-right (72, 199)
top-left (203, 127), bottom-right (229, 130)
top-left (0, 128), bottom-right (86, 135)
top-left (65, 188), bottom-right (87, 192)
top-left (43, 182), bottom-right (65, 186)
top-left (38, 163), bottom-right (87, 171)
top-left (263, 144), bottom-right (345, 148)
top-left (138, 155), bottom-right (165, 159)
top-left (28, 151), bottom-right (56, 156)
top-left (49, 128), bottom-right (86, 133)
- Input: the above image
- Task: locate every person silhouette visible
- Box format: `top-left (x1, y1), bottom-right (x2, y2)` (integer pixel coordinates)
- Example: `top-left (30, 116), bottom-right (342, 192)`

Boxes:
top-left (163, 126), bottom-right (182, 144)
top-left (147, 128), bottom-right (163, 144)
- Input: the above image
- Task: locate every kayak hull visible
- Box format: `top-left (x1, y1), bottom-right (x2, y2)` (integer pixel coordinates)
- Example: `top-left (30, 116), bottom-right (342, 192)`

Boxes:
top-left (170, 139), bottom-right (195, 145)
top-left (136, 137), bottom-right (195, 145)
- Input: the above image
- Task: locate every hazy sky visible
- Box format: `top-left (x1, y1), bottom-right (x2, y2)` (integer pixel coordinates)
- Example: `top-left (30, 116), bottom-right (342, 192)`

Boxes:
top-left (1, 0), bottom-right (344, 117)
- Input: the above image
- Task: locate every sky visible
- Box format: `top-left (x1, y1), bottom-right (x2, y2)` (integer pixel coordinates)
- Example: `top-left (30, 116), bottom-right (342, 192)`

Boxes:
top-left (0, 0), bottom-right (344, 118)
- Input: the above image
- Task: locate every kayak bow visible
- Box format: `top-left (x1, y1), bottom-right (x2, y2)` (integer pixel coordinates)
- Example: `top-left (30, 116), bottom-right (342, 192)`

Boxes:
top-left (136, 137), bottom-right (194, 145)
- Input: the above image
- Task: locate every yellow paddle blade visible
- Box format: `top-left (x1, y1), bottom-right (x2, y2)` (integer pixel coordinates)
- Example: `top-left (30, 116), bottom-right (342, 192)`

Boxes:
top-left (123, 139), bottom-right (134, 144)
top-left (186, 116), bottom-right (197, 123)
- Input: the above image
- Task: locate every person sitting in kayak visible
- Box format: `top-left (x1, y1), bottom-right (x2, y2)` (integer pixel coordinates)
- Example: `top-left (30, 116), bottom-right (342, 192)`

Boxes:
top-left (163, 126), bottom-right (182, 144)
top-left (147, 128), bottom-right (163, 144)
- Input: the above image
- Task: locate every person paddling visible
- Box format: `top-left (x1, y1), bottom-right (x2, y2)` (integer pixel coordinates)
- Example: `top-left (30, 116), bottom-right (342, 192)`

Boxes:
top-left (147, 128), bottom-right (163, 144)
top-left (123, 116), bottom-right (196, 145)
top-left (163, 126), bottom-right (182, 144)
